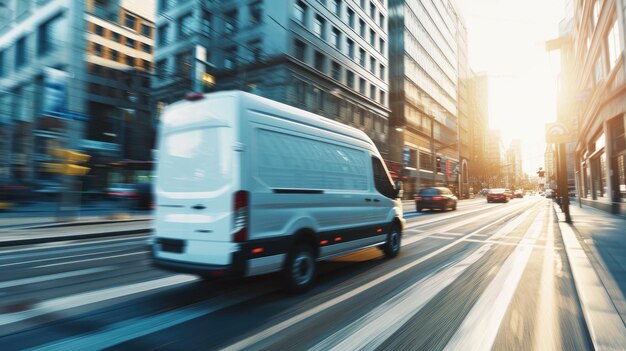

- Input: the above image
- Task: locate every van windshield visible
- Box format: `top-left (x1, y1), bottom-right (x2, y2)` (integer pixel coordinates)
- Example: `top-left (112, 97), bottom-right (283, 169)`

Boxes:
top-left (157, 127), bottom-right (233, 192)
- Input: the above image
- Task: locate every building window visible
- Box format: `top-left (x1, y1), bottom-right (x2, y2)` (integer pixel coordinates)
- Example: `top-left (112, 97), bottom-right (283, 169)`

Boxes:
top-left (142, 43), bottom-right (151, 53)
top-left (156, 58), bottom-right (167, 78)
top-left (594, 58), bottom-right (603, 84)
top-left (358, 19), bottom-right (365, 37)
top-left (143, 60), bottom-right (152, 71)
top-left (359, 77), bottom-right (365, 94)
top-left (224, 47), bottom-right (237, 69)
top-left (158, 25), bottom-right (169, 46)
top-left (380, 90), bottom-right (385, 104)
top-left (346, 70), bottom-right (354, 88)
top-left (250, 2), bottom-right (262, 25)
top-left (125, 14), bottom-right (136, 29)
top-left (379, 13), bottom-right (385, 29)
top-left (347, 38), bottom-right (354, 58)
top-left (369, 2), bottom-right (376, 19)
top-left (110, 49), bottom-right (119, 61)
top-left (346, 7), bottom-right (355, 28)
top-left (111, 32), bottom-right (120, 42)
top-left (369, 57), bottom-right (376, 73)
top-left (178, 13), bottom-right (194, 39)
top-left (141, 24), bottom-right (152, 37)
top-left (294, 1), bottom-right (307, 25)
top-left (331, 0), bottom-right (341, 16)
top-left (369, 29), bottom-right (375, 47)
top-left (370, 84), bottom-right (376, 100)
top-left (38, 14), bottom-right (62, 56)
top-left (331, 61), bottom-right (341, 80)
top-left (379, 63), bottom-right (385, 80)
top-left (93, 42), bottom-right (103, 57)
top-left (314, 14), bottom-right (325, 38)
top-left (314, 51), bottom-right (325, 72)
top-left (331, 27), bottom-right (341, 49)
top-left (126, 38), bottom-right (136, 49)
top-left (358, 48), bottom-right (365, 66)
top-left (202, 12), bottom-right (212, 35)
top-left (126, 55), bottom-right (135, 66)
top-left (176, 51), bottom-right (192, 75)
top-left (248, 39), bottom-right (262, 61)
top-left (94, 25), bottom-right (104, 36)
top-left (294, 39), bottom-right (306, 61)
top-left (607, 20), bottom-right (621, 70)
top-left (225, 10), bottom-right (238, 34)
top-left (379, 38), bottom-right (385, 54)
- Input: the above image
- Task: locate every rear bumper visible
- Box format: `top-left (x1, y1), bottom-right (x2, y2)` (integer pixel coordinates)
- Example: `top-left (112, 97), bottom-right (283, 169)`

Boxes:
top-left (415, 201), bottom-right (446, 208)
top-left (150, 247), bottom-right (246, 278)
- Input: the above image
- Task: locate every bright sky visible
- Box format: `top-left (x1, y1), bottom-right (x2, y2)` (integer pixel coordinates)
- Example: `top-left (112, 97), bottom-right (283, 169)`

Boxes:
top-left (455, 0), bottom-right (565, 174)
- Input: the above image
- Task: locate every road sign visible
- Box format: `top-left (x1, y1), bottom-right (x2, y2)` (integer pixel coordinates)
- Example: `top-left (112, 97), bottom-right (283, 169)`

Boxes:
top-left (545, 122), bottom-right (576, 144)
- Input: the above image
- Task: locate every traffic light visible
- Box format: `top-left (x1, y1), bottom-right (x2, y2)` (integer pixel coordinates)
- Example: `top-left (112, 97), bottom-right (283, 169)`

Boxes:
top-left (436, 156), bottom-right (442, 173)
top-left (45, 149), bottom-right (91, 176)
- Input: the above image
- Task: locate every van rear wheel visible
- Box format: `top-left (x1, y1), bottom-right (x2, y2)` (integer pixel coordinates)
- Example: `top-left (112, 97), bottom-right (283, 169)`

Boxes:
top-left (383, 225), bottom-right (401, 258)
top-left (284, 244), bottom-right (316, 293)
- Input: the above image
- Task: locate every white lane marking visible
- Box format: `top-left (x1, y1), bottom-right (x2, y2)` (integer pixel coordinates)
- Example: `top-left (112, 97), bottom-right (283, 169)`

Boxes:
top-left (33, 251), bottom-right (148, 268)
top-left (312, 245), bottom-right (492, 351)
top-left (444, 209), bottom-right (546, 351)
top-left (0, 236), bottom-right (147, 260)
top-left (533, 209), bottom-right (558, 350)
top-left (557, 207), bottom-right (626, 350)
top-left (0, 267), bottom-right (113, 289)
top-left (30, 287), bottom-right (273, 351)
top-left (0, 249), bottom-right (128, 268)
top-left (0, 275), bottom-right (197, 327)
top-left (220, 205), bottom-right (532, 351)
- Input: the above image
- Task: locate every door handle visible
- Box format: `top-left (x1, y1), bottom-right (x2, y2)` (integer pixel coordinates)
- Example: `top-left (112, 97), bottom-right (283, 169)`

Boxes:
top-left (365, 198), bottom-right (372, 202)
top-left (192, 204), bottom-right (206, 210)
top-left (373, 199), bottom-right (380, 202)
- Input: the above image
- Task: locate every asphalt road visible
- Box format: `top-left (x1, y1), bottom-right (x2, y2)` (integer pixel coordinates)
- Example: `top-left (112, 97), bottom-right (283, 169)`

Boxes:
top-left (0, 197), bottom-right (607, 350)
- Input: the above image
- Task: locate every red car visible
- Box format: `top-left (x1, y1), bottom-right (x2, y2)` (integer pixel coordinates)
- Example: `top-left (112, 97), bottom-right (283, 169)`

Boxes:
top-left (487, 188), bottom-right (509, 203)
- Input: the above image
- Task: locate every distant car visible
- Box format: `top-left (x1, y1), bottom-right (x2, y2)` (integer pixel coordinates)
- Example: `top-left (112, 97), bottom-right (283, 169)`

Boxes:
top-left (514, 190), bottom-right (524, 198)
top-left (107, 182), bottom-right (154, 209)
top-left (545, 189), bottom-right (554, 198)
top-left (415, 187), bottom-right (457, 211)
top-left (487, 188), bottom-right (509, 203)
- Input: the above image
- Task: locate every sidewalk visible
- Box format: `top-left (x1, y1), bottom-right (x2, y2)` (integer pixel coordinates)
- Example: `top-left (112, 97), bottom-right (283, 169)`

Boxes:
top-left (553, 201), bottom-right (626, 346)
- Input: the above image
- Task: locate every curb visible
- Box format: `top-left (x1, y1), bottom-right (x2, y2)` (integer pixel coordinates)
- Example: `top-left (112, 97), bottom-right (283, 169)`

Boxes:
top-left (0, 228), bottom-right (152, 248)
top-left (552, 203), bottom-right (626, 350)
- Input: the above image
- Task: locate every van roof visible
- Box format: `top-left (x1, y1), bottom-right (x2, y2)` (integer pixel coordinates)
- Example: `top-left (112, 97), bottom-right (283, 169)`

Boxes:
top-left (171, 90), bottom-right (376, 147)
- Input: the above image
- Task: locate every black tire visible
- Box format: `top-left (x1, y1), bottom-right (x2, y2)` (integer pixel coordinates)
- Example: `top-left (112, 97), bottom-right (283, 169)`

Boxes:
top-left (284, 244), bottom-right (316, 293)
top-left (383, 225), bottom-right (401, 258)
top-left (452, 202), bottom-right (457, 211)
top-left (416, 204), bottom-right (422, 212)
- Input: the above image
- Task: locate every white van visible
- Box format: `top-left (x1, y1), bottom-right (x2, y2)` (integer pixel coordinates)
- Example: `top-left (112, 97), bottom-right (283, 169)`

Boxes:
top-left (151, 91), bottom-right (405, 291)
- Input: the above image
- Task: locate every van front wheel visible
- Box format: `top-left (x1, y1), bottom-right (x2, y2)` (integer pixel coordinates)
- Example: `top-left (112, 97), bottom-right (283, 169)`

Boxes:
top-left (284, 244), bottom-right (316, 293)
top-left (383, 225), bottom-right (401, 258)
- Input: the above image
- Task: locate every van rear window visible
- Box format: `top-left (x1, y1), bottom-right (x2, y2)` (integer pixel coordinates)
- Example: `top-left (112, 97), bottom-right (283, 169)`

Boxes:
top-left (157, 127), bottom-right (232, 192)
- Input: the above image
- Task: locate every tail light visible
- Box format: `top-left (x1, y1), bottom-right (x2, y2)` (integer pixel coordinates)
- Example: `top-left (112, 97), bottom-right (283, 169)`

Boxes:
top-left (432, 196), bottom-right (444, 201)
top-left (415, 196), bottom-right (422, 201)
top-left (232, 191), bottom-right (249, 243)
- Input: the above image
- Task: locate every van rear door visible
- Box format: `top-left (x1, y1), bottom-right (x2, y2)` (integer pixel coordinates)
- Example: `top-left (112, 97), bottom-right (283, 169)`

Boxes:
top-left (155, 105), bottom-right (237, 246)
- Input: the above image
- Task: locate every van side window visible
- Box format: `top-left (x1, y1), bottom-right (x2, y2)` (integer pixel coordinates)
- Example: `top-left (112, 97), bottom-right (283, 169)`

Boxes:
top-left (371, 157), bottom-right (395, 198)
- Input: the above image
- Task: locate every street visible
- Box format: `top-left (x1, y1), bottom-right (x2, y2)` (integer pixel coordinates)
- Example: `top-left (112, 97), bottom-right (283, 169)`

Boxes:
top-left (1, 196), bottom-right (623, 350)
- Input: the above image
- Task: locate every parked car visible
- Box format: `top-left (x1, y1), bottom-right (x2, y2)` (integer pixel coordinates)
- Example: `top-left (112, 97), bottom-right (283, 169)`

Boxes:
top-left (133, 183), bottom-right (154, 210)
top-left (545, 189), bottom-right (554, 198)
top-left (106, 183), bottom-right (137, 200)
top-left (487, 188), bottom-right (509, 203)
top-left (415, 187), bottom-right (457, 211)
top-left (107, 182), bottom-right (154, 209)
top-left (514, 190), bottom-right (524, 198)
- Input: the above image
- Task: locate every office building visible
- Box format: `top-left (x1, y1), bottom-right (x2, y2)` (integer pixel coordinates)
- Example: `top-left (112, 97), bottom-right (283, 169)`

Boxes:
top-left (0, 0), bottom-right (155, 183)
top-left (388, 0), bottom-right (467, 196)
top-left (153, 0), bottom-right (390, 156)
